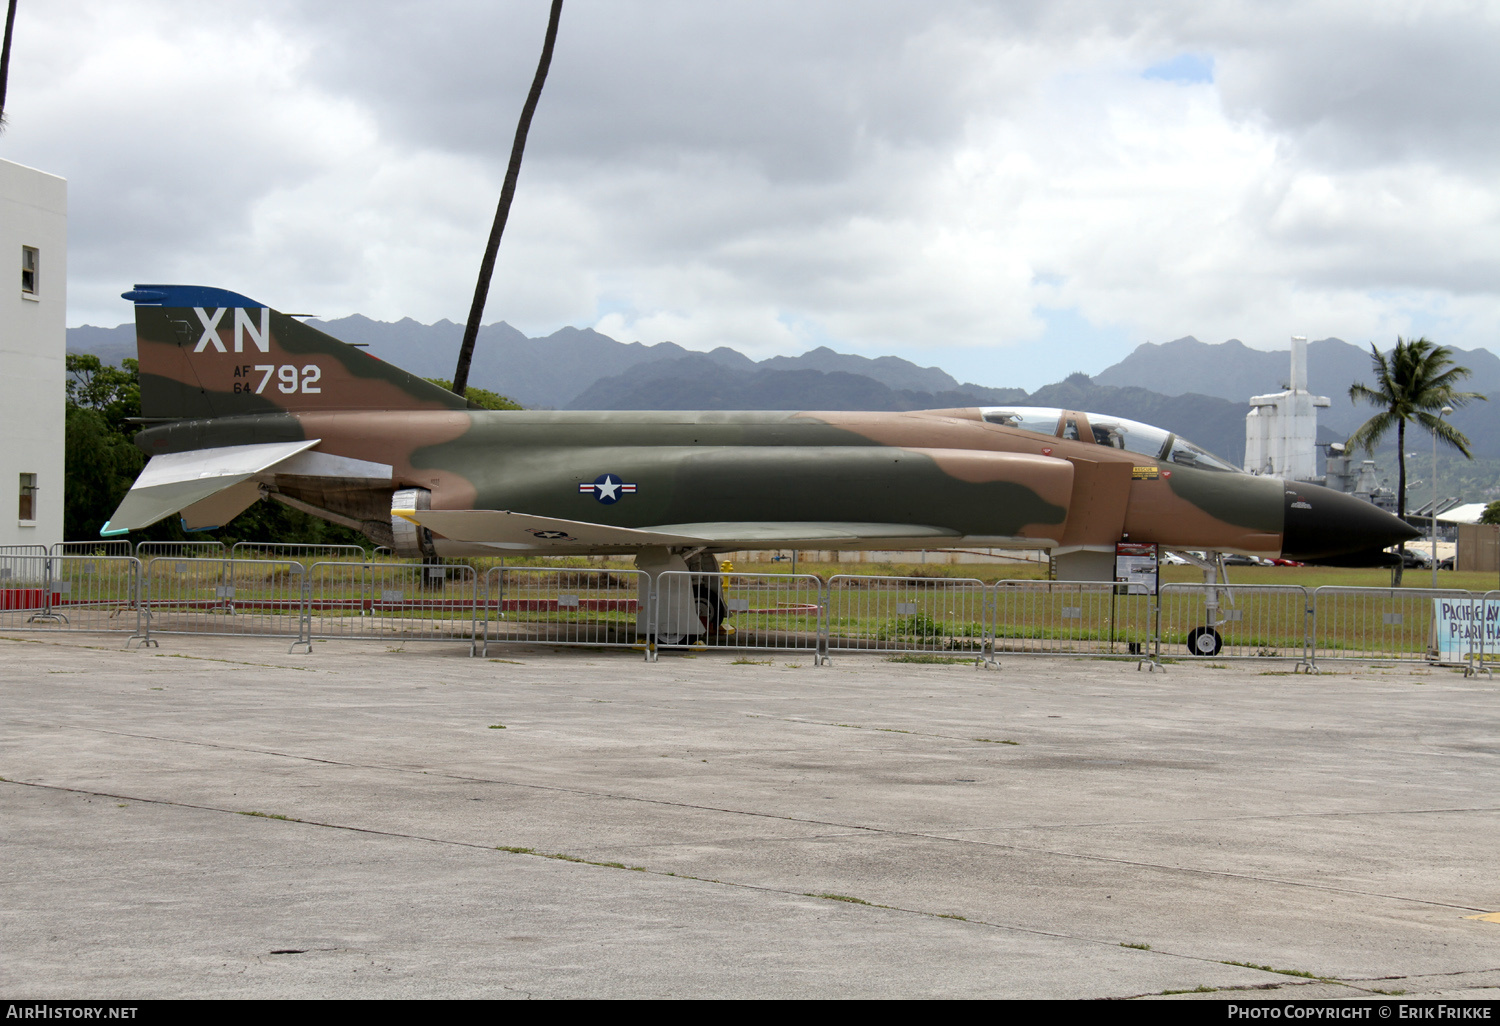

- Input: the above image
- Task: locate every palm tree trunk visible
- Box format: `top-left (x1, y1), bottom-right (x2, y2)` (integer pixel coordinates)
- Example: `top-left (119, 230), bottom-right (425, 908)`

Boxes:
top-left (1394, 419), bottom-right (1407, 586)
top-left (0, 0), bottom-right (19, 132)
top-left (452, 0), bottom-right (564, 398)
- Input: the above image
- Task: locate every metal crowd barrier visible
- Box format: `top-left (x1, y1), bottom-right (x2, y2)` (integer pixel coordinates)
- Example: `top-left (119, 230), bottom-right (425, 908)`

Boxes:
top-left (1157, 583), bottom-right (1312, 667)
top-left (304, 561), bottom-right (480, 654)
top-left (230, 541), bottom-right (368, 562)
top-left (824, 574), bottom-right (990, 665)
top-left (650, 571), bottom-right (824, 661)
top-left (0, 555), bottom-right (143, 638)
top-left (52, 540), bottom-right (133, 558)
top-left (136, 540), bottom-right (229, 560)
top-left (1464, 591), bottom-right (1500, 677)
top-left (1311, 586), bottom-right (1471, 665)
top-left (15, 546), bottom-right (1500, 674)
top-left (991, 579), bottom-right (1152, 659)
top-left (140, 557), bottom-right (308, 649)
top-left (0, 544), bottom-right (49, 556)
top-left (481, 565), bottom-right (643, 652)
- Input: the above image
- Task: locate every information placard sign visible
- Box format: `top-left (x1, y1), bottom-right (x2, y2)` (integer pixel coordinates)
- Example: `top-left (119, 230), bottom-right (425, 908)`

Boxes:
top-left (1115, 543), bottom-right (1159, 595)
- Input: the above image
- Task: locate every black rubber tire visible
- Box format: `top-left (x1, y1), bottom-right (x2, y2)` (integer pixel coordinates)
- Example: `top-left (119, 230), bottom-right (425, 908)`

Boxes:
top-left (1186, 625), bottom-right (1223, 657)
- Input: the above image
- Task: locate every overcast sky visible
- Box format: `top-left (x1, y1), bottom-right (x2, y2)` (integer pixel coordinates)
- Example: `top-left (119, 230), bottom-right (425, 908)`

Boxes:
top-left (3, 0), bottom-right (1497, 390)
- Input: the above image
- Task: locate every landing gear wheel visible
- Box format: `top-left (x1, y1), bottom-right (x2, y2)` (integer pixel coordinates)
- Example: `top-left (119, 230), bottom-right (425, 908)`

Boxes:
top-left (1186, 626), bottom-right (1223, 657)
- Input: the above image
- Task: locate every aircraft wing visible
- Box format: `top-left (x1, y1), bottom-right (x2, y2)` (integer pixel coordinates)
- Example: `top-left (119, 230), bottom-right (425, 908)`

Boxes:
top-left (399, 510), bottom-right (961, 551)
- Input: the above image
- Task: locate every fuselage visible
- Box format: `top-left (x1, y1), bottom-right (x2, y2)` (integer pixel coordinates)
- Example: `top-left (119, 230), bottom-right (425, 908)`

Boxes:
top-left (134, 404), bottom-right (1412, 561)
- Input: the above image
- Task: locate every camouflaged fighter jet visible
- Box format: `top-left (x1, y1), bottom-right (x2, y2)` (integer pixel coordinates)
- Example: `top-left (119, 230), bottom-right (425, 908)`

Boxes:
top-left (104, 284), bottom-right (1418, 585)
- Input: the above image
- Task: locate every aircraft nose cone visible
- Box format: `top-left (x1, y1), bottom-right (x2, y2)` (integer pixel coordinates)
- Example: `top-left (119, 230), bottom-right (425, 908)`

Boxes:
top-left (1280, 481), bottom-right (1420, 561)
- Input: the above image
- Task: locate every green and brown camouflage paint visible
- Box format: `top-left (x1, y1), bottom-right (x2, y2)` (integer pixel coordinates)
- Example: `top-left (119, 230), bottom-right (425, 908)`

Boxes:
top-left (121, 285), bottom-right (1409, 560)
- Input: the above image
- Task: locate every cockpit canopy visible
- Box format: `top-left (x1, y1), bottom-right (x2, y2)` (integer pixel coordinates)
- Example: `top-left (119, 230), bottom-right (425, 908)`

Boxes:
top-left (978, 406), bottom-right (1242, 474)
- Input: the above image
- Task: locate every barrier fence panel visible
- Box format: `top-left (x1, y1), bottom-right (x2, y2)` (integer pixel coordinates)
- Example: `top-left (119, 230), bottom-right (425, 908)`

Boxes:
top-left (305, 562), bottom-right (479, 652)
top-left (1312, 586), bottom-right (1473, 664)
top-left (0, 544), bottom-right (49, 556)
top-left (1157, 583), bottom-right (1311, 665)
top-left (143, 558), bottom-right (307, 645)
top-left (0, 555), bottom-right (143, 637)
top-left (651, 571), bottom-right (824, 659)
top-left (824, 575), bottom-right (989, 664)
top-left (136, 541), bottom-right (229, 560)
top-left (52, 540), bottom-right (133, 558)
top-left (991, 579), bottom-right (1153, 658)
top-left (1467, 590), bottom-right (1500, 677)
top-left (230, 541), bottom-right (369, 562)
top-left (481, 566), bottom-right (644, 652)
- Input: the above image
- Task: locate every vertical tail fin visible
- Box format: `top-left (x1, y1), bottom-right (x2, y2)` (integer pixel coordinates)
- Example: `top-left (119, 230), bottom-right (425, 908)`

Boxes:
top-left (125, 284), bottom-right (470, 421)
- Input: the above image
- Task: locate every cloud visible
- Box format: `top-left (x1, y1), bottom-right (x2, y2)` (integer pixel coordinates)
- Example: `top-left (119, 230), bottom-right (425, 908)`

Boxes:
top-left (3, 0), bottom-right (1497, 391)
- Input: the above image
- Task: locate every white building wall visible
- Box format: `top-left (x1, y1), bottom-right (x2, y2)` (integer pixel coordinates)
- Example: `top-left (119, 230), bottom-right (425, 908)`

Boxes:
top-left (0, 159), bottom-right (67, 549)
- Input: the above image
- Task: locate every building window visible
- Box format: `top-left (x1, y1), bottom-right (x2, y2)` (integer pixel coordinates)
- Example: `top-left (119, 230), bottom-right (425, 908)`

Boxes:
top-left (19, 474), bottom-right (37, 522)
top-left (22, 246), bottom-right (39, 296)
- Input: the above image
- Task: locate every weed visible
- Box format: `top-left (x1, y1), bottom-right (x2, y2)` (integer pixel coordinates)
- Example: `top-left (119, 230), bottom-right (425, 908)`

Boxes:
top-left (731, 657), bottom-right (772, 665)
top-left (974, 738), bottom-right (1019, 745)
top-left (936, 913), bottom-right (968, 921)
top-left (488, 724), bottom-right (506, 729)
top-left (885, 654), bottom-right (970, 664)
top-left (1161, 986), bottom-right (1219, 995)
top-left (1121, 942), bottom-right (1151, 950)
top-left (237, 811), bottom-right (300, 822)
top-left (878, 614), bottom-right (946, 640)
top-left (494, 846), bottom-right (648, 873)
top-left (806, 893), bottom-right (871, 905)
top-left (1221, 960), bottom-right (1320, 979)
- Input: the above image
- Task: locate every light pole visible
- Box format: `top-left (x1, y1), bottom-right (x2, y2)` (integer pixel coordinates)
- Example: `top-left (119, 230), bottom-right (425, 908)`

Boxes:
top-left (1433, 405), bottom-right (1453, 588)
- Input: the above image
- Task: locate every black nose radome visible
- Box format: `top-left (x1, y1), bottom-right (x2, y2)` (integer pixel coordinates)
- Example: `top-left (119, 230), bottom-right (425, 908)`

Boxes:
top-left (1281, 481), bottom-right (1420, 562)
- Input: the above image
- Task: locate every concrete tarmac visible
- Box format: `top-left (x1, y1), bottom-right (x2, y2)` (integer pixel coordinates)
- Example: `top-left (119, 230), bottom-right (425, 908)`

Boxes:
top-left (2, 632), bottom-right (1498, 999)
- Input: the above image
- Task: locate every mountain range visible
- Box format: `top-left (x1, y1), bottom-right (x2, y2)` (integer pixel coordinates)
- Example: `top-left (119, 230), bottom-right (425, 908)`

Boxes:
top-left (65, 317), bottom-right (1500, 467)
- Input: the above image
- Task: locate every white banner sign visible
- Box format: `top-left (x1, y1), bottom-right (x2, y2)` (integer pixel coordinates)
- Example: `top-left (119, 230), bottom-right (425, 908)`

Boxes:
top-left (1432, 597), bottom-right (1500, 661)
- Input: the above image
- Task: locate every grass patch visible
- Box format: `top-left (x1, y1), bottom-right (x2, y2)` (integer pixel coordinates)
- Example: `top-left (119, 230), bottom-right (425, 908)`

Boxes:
top-left (937, 913), bottom-right (968, 921)
top-left (974, 737), bottom-right (1019, 745)
top-left (1161, 986), bottom-right (1220, 995)
top-left (806, 893), bottom-right (872, 905)
top-left (731, 657), bottom-right (772, 665)
top-left (488, 724), bottom-right (506, 729)
top-left (237, 811), bottom-right (300, 822)
top-left (885, 654), bottom-right (972, 665)
top-left (1221, 960), bottom-right (1321, 979)
top-left (495, 846), bottom-right (646, 872)
top-left (1120, 942), bottom-right (1152, 950)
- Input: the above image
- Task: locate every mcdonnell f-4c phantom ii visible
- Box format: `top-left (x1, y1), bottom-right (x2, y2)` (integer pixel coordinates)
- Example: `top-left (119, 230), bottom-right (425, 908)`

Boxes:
top-left (104, 284), bottom-right (1418, 636)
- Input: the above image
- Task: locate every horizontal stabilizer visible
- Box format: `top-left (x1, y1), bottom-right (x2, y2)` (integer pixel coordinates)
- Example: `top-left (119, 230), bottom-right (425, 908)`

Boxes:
top-left (102, 440), bottom-right (319, 535)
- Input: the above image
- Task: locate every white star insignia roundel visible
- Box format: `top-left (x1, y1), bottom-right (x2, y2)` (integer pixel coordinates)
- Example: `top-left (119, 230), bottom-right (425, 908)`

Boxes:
top-left (578, 473), bottom-right (638, 504)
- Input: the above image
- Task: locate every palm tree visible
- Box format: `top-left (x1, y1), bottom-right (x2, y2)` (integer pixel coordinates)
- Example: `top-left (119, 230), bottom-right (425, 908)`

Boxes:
top-left (452, 0), bottom-right (564, 398)
top-left (1347, 336), bottom-right (1484, 582)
